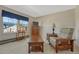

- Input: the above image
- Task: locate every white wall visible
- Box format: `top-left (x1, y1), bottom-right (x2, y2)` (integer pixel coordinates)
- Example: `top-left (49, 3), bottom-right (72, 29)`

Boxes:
top-left (0, 8), bottom-right (3, 41)
top-left (0, 6), bottom-right (34, 41)
top-left (37, 9), bottom-right (75, 43)
top-left (75, 6), bottom-right (79, 46)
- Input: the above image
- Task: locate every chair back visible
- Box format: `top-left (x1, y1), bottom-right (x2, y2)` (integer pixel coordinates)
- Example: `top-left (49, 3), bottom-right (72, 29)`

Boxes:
top-left (59, 28), bottom-right (74, 39)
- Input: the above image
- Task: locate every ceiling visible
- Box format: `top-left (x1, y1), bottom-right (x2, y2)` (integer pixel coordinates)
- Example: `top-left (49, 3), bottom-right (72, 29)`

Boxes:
top-left (4, 5), bottom-right (76, 17)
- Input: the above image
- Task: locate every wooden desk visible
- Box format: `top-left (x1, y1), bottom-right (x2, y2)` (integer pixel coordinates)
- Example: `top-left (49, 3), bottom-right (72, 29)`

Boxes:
top-left (28, 36), bottom-right (44, 53)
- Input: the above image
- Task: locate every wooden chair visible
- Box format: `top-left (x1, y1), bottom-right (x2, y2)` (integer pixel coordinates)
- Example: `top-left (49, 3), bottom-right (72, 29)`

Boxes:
top-left (49, 28), bottom-right (74, 53)
top-left (16, 26), bottom-right (26, 41)
top-left (55, 38), bottom-right (74, 53)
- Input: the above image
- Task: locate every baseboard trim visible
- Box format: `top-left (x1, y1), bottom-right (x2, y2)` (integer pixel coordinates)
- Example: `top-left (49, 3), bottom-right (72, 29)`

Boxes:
top-left (0, 35), bottom-right (29, 45)
top-left (0, 38), bottom-right (16, 45)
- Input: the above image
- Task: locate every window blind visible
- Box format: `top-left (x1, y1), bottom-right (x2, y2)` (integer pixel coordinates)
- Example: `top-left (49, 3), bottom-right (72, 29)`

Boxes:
top-left (2, 10), bottom-right (29, 21)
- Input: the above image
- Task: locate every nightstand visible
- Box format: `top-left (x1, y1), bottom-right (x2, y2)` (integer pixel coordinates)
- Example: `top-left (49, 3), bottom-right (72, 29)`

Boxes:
top-left (47, 33), bottom-right (58, 45)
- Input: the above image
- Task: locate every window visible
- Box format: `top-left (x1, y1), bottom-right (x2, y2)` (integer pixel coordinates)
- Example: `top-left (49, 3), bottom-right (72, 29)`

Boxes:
top-left (20, 20), bottom-right (28, 27)
top-left (3, 17), bottom-right (18, 33)
top-left (2, 10), bottom-right (29, 33)
top-left (19, 20), bottom-right (28, 32)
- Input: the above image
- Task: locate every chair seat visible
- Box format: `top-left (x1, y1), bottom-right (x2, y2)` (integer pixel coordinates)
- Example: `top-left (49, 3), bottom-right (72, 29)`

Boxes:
top-left (57, 44), bottom-right (72, 50)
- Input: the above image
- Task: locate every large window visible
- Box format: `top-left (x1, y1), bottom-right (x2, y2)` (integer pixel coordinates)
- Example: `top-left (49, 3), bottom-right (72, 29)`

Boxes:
top-left (2, 10), bottom-right (29, 33)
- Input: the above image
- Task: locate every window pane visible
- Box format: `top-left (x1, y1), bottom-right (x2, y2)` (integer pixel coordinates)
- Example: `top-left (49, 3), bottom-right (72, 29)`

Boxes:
top-left (3, 17), bottom-right (9, 29)
top-left (3, 17), bottom-right (18, 33)
top-left (20, 20), bottom-right (28, 27)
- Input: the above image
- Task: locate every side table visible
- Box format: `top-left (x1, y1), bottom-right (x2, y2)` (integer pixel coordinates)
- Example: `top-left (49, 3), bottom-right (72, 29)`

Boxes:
top-left (47, 33), bottom-right (58, 45)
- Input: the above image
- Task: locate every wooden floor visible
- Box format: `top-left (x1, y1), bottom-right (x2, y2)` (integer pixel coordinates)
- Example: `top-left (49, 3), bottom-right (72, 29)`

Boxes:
top-left (0, 38), bottom-right (79, 54)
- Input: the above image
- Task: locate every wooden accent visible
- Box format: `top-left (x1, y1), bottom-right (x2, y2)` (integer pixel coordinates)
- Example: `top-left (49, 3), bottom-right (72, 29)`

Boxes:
top-left (47, 33), bottom-right (58, 37)
top-left (47, 33), bottom-right (74, 53)
top-left (28, 22), bottom-right (44, 53)
top-left (55, 37), bottom-right (74, 53)
top-left (28, 41), bottom-right (44, 53)
top-left (47, 33), bottom-right (58, 45)
top-left (16, 28), bottom-right (26, 41)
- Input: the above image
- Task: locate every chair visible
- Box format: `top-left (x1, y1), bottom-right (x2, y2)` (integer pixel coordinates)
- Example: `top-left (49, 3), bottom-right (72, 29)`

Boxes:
top-left (49, 28), bottom-right (74, 53)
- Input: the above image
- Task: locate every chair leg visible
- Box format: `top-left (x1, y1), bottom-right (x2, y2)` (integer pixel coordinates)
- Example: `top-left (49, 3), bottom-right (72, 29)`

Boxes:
top-left (56, 49), bottom-right (58, 53)
top-left (71, 48), bottom-right (73, 52)
top-left (56, 40), bottom-right (58, 53)
top-left (71, 45), bottom-right (73, 52)
top-left (71, 40), bottom-right (74, 52)
top-left (56, 45), bottom-right (58, 53)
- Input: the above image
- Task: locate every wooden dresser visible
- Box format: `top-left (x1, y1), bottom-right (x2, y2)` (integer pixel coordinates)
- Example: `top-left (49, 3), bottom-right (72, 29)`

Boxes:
top-left (28, 22), bottom-right (44, 53)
